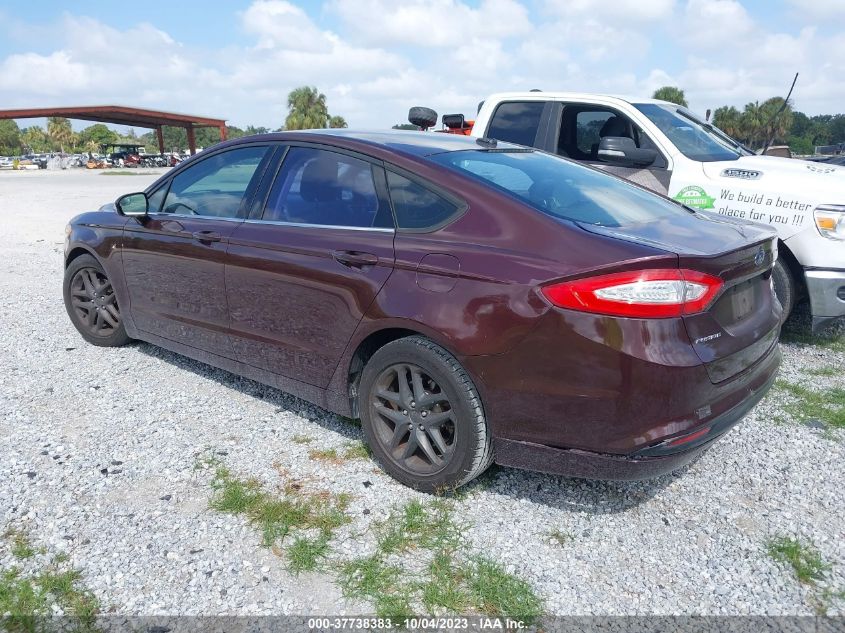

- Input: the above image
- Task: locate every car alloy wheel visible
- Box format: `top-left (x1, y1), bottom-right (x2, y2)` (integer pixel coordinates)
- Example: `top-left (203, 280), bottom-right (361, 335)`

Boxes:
top-left (370, 362), bottom-right (457, 475)
top-left (68, 267), bottom-right (121, 337)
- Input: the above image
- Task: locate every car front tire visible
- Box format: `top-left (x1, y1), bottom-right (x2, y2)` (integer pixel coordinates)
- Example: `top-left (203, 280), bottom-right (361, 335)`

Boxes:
top-left (359, 336), bottom-right (493, 492)
top-left (63, 254), bottom-right (132, 347)
top-left (771, 259), bottom-right (795, 324)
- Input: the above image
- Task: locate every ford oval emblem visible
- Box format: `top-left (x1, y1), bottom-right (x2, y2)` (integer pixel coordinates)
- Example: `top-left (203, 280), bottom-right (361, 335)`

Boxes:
top-left (754, 247), bottom-right (765, 267)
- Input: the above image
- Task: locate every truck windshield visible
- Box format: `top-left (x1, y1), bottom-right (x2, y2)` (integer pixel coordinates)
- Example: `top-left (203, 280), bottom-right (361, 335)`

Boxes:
top-left (430, 149), bottom-right (689, 228)
top-left (635, 103), bottom-right (745, 162)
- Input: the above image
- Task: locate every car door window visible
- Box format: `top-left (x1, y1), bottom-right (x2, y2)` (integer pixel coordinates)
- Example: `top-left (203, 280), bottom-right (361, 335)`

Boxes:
top-left (387, 171), bottom-right (463, 231)
top-left (559, 106), bottom-right (667, 168)
top-left (161, 145), bottom-right (269, 218)
top-left (263, 147), bottom-right (391, 228)
top-left (486, 101), bottom-right (545, 147)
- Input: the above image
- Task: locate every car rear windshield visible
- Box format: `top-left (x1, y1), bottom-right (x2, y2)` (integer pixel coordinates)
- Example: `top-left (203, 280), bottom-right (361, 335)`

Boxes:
top-left (429, 149), bottom-right (689, 227)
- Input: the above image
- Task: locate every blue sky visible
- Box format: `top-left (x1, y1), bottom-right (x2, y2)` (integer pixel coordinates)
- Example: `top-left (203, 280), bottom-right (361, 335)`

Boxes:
top-left (1, 0), bottom-right (844, 131)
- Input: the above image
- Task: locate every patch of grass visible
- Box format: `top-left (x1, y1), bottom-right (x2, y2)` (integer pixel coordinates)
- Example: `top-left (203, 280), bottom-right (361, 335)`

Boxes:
top-left (343, 440), bottom-right (371, 460)
top-left (465, 556), bottom-right (544, 622)
top-left (291, 434), bottom-right (313, 445)
top-left (206, 463), bottom-right (350, 572)
top-left (5, 530), bottom-right (36, 560)
top-left (340, 500), bottom-right (544, 623)
top-left (781, 329), bottom-right (845, 352)
top-left (419, 549), bottom-right (471, 613)
top-left (805, 366), bottom-right (840, 377)
top-left (0, 559), bottom-right (99, 632)
top-left (308, 448), bottom-right (341, 463)
top-left (339, 554), bottom-right (413, 620)
top-left (767, 536), bottom-right (831, 584)
top-left (775, 380), bottom-right (845, 430)
top-left (286, 534), bottom-right (331, 575)
top-left (548, 529), bottom-right (574, 547)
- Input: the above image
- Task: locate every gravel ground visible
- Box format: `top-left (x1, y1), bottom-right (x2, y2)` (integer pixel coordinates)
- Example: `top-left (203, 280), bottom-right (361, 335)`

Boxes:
top-left (1, 169), bottom-right (843, 617)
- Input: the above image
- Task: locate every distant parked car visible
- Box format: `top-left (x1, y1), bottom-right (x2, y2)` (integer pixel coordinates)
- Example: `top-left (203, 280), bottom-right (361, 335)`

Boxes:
top-left (63, 131), bottom-right (781, 491)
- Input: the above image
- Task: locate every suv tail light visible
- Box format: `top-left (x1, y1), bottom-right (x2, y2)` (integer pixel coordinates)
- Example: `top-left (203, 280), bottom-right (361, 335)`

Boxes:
top-left (541, 269), bottom-right (723, 318)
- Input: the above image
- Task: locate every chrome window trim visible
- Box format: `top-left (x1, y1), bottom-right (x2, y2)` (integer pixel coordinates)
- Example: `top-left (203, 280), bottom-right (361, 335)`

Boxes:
top-left (243, 218), bottom-right (395, 233)
top-left (147, 213), bottom-right (245, 222)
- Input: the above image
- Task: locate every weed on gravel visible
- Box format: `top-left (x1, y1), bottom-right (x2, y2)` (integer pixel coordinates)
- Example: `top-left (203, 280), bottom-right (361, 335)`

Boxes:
top-left (767, 535), bottom-right (844, 614)
top-left (339, 499), bottom-right (544, 623)
top-left (0, 530), bottom-right (100, 632)
top-left (775, 380), bottom-right (845, 431)
top-left (203, 459), bottom-right (351, 573)
top-left (5, 529), bottom-right (36, 560)
top-left (548, 529), bottom-right (574, 547)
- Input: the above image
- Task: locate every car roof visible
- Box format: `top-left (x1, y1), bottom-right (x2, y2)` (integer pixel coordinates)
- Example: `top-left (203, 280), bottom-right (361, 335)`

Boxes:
top-left (483, 91), bottom-right (672, 107)
top-left (226, 129), bottom-right (524, 158)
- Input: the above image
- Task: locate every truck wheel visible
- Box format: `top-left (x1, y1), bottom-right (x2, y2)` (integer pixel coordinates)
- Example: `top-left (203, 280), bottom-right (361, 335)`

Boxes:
top-left (772, 259), bottom-right (795, 323)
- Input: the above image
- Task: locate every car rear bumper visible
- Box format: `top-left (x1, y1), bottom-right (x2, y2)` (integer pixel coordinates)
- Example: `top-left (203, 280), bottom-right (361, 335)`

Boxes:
top-left (804, 268), bottom-right (845, 331)
top-left (463, 308), bottom-right (781, 458)
top-left (493, 363), bottom-right (777, 480)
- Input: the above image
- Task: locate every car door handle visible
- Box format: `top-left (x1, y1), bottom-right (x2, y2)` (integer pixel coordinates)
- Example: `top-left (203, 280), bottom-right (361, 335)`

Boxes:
top-left (332, 250), bottom-right (379, 268)
top-left (192, 230), bottom-right (222, 243)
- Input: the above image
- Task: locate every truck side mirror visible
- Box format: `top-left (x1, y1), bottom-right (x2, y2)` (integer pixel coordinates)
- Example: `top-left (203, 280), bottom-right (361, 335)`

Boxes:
top-left (597, 137), bottom-right (658, 168)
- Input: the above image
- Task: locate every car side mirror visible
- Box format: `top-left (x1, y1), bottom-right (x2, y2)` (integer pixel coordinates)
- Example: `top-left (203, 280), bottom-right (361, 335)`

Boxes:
top-left (597, 137), bottom-right (657, 168)
top-left (116, 192), bottom-right (149, 217)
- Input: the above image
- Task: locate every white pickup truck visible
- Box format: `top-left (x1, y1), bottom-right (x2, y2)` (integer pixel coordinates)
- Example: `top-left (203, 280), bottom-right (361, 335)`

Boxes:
top-left (452, 91), bottom-right (845, 330)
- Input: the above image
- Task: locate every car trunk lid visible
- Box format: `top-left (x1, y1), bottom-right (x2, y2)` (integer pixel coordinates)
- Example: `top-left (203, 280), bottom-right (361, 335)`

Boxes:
top-left (578, 210), bottom-right (780, 382)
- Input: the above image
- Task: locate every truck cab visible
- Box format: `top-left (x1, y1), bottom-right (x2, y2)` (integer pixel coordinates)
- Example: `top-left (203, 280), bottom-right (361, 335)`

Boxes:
top-left (468, 92), bottom-right (845, 330)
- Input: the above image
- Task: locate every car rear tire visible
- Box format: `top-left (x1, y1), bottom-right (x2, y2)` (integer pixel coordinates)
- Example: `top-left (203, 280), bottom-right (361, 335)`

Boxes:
top-left (771, 259), bottom-right (795, 323)
top-left (359, 336), bottom-right (493, 492)
top-left (63, 254), bottom-right (132, 347)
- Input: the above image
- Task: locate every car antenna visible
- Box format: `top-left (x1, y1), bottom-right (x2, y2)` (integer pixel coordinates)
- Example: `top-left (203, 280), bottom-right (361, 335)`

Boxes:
top-left (761, 72), bottom-right (798, 155)
top-left (476, 137), bottom-right (497, 148)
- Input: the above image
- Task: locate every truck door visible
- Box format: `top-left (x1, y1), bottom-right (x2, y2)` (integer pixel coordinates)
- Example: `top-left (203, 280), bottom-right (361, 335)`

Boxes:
top-left (553, 104), bottom-right (672, 196)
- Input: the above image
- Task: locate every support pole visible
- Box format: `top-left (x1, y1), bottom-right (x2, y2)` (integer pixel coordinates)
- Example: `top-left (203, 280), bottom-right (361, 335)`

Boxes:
top-left (219, 124), bottom-right (227, 142)
top-left (186, 125), bottom-right (196, 155)
top-left (156, 127), bottom-right (165, 155)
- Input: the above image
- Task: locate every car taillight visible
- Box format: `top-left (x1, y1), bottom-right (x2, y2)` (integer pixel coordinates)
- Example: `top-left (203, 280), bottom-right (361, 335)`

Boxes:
top-left (541, 269), bottom-right (724, 318)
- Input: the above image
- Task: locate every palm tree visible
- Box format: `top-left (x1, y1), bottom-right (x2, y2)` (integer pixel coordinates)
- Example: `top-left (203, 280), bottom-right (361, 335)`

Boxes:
top-left (652, 86), bottom-right (688, 107)
top-left (47, 117), bottom-right (74, 152)
top-left (760, 97), bottom-right (794, 148)
top-left (712, 106), bottom-right (743, 138)
top-left (328, 115), bottom-right (347, 129)
top-left (285, 86), bottom-right (329, 130)
top-left (741, 101), bottom-right (766, 149)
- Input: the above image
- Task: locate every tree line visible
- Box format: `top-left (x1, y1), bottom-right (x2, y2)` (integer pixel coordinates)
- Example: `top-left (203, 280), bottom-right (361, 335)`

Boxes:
top-left (652, 85), bottom-right (845, 155)
top-left (0, 86), bottom-right (348, 155)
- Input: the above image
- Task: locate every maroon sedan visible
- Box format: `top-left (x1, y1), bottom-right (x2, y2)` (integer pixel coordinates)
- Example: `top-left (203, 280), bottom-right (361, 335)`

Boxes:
top-left (63, 131), bottom-right (781, 491)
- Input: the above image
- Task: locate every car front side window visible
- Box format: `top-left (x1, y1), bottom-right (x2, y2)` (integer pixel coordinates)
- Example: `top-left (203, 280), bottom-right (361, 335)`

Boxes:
top-left (160, 145), bottom-right (269, 218)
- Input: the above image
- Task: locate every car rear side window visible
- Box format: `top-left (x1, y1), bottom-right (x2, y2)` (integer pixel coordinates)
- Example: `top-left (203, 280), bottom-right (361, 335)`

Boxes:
top-left (161, 146), bottom-right (269, 218)
top-left (263, 147), bottom-right (391, 229)
top-left (386, 172), bottom-right (461, 230)
top-left (431, 150), bottom-right (687, 228)
top-left (486, 101), bottom-right (545, 147)
top-left (487, 101), bottom-right (546, 147)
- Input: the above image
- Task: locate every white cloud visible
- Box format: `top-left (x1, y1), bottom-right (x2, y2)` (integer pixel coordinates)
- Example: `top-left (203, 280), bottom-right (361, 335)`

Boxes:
top-left (786, 0), bottom-right (845, 19)
top-left (544, 0), bottom-right (676, 22)
top-left (328, 0), bottom-right (531, 47)
top-left (681, 0), bottom-right (755, 48)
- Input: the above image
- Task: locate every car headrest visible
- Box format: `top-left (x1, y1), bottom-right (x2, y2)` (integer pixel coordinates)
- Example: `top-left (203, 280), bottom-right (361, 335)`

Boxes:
top-left (300, 156), bottom-right (339, 202)
top-left (599, 116), bottom-right (629, 138)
